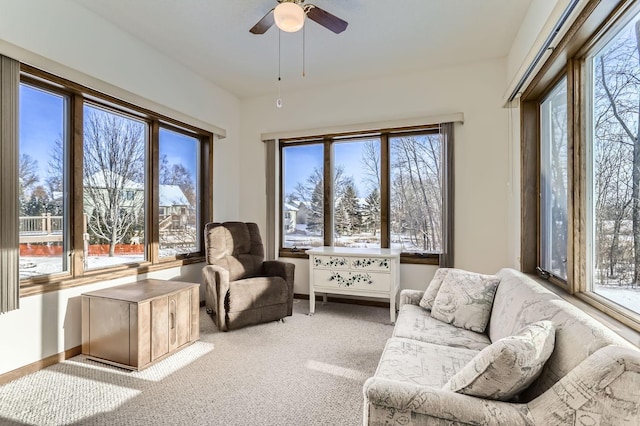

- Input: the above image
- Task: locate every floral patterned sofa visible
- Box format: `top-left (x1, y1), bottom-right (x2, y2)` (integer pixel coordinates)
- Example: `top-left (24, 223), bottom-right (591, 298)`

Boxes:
top-left (363, 268), bottom-right (640, 425)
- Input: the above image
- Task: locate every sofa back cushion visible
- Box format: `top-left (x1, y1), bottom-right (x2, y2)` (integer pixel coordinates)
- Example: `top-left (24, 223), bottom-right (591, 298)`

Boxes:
top-left (491, 269), bottom-right (633, 401)
top-left (430, 269), bottom-right (500, 333)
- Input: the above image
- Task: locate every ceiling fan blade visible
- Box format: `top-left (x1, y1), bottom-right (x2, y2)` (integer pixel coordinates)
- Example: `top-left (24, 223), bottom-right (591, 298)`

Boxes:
top-left (249, 9), bottom-right (275, 34)
top-left (306, 5), bottom-right (348, 34)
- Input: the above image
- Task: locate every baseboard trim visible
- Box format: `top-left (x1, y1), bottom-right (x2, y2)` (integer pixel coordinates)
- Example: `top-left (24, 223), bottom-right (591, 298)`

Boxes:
top-left (294, 293), bottom-right (390, 308)
top-left (0, 345), bottom-right (82, 386)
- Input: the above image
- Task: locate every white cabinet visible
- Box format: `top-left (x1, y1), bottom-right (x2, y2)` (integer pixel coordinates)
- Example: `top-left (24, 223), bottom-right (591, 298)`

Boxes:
top-left (307, 247), bottom-right (400, 323)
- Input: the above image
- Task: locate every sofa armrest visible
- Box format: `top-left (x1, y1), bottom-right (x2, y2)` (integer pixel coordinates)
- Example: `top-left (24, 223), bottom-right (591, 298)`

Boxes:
top-left (264, 260), bottom-right (295, 316)
top-left (202, 264), bottom-right (230, 331)
top-left (528, 345), bottom-right (640, 424)
top-left (363, 377), bottom-right (534, 425)
top-left (399, 289), bottom-right (424, 308)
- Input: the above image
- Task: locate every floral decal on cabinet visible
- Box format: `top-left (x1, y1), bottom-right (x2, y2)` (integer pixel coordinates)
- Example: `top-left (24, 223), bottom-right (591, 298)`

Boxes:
top-left (328, 272), bottom-right (373, 287)
top-left (352, 258), bottom-right (390, 269)
top-left (314, 256), bottom-right (348, 268)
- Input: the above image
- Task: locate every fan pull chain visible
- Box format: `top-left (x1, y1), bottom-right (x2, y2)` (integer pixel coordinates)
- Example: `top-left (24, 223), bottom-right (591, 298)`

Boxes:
top-left (277, 29), bottom-right (283, 108)
top-left (302, 24), bottom-right (306, 77)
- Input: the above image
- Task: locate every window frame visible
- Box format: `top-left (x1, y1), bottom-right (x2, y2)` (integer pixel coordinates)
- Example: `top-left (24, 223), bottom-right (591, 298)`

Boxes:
top-left (521, 0), bottom-right (640, 331)
top-left (278, 125), bottom-right (452, 265)
top-left (18, 65), bottom-right (214, 297)
top-left (157, 122), bottom-right (203, 260)
top-left (18, 79), bottom-right (72, 281)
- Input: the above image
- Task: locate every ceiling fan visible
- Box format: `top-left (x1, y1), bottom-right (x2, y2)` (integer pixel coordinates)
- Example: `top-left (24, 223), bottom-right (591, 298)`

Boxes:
top-left (250, 0), bottom-right (348, 35)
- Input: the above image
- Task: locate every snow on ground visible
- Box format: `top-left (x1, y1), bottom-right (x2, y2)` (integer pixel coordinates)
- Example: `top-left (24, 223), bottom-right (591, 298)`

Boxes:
top-left (20, 249), bottom-right (198, 280)
top-left (595, 286), bottom-right (640, 313)
top-left (19, 255), bottom-right (144, 280)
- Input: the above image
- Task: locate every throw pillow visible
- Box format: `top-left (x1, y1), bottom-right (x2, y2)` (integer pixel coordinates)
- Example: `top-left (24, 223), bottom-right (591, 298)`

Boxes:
top-left (430, 269), bottom-right (500, 332)
top-left (419, 268), bottom-right (452, 311)
top-left (442, 320), bottom-right (556, 401)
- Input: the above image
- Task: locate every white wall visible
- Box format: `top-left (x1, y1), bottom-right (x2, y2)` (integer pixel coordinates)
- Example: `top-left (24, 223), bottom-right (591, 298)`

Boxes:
top-left (0, 0), bottom-right (241, 376)
top-left (239, 58), bottom-right (512, 293)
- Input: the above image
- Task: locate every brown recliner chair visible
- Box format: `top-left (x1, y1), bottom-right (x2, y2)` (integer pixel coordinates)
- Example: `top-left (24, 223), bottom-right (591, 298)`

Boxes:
top-left (202, 221), bottom-right (295, 331)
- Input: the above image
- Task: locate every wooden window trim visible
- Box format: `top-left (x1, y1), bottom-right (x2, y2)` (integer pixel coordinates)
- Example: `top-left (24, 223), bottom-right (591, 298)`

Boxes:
top-left (522, 0), bottom-right (640, 332)
top-left (278, 124), bottom-right (450, 265)
top-left (17, 65), bottom-right (213, 296)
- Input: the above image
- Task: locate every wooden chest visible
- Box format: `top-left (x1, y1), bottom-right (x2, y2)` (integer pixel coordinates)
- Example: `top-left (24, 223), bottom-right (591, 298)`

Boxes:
top-left (81, 279), bottom-right (200, 370)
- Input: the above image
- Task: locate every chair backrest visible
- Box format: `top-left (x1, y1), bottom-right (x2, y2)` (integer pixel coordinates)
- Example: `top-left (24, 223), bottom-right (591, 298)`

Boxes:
top-left (204, 222), bottom-right (265, 281)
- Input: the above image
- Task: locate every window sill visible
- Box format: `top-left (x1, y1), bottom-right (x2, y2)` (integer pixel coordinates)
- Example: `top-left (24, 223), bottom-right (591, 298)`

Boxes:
top-left (279, 249), bottom-right (439, 265)
top-left (19, 255), bottom-right (204, 297)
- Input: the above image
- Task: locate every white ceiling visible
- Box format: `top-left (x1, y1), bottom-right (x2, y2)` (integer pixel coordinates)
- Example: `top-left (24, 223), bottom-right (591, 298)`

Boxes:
top-left (72, 0), bottom-right (533, 99)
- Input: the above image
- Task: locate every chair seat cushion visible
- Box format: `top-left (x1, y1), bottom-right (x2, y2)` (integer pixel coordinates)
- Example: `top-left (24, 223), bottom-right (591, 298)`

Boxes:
top-left (227, 276), bottom-right (288, 312)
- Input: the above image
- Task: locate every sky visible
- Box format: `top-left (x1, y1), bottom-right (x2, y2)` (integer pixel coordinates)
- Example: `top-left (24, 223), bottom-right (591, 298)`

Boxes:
top-left (19, 83), bottom-right (197, 188)
top-left (283, 139), bottom-right (379, 199)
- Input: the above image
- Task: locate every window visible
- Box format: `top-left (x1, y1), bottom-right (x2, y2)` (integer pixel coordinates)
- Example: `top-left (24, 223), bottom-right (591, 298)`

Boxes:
top-left (16, 65), bottom-right (213, 295)
top-left (282, 143), bottom-right (324, 249)
top-left (333, 139), bottom-right (381, 248)
top-left (158, 127), bottom-right (201, 257)
top-left (390, 133), bottom-right (442, 253)
top-left (522, 0), bottom-right (640, 330)
top-left (280, 126), bottom-right (452, 263)
top-left (83, 104), bottom-right (147, 269)
top-left (18, 83), bottom-right (69, 279)
top-left (539, 79), bottom-right (568, 280)
top-left (588, 11), bottom-right (640, 315)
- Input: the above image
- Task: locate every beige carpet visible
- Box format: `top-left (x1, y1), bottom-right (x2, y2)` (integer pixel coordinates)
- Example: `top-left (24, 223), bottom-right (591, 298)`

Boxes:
top-left (0, 299), bottom-right (393, 426)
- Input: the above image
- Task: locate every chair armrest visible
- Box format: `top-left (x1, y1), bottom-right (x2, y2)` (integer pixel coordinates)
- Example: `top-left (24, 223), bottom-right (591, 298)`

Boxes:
top-left (528, 345), bottom-right (640, 424)
top-left (399, 289), bottom-right (424, 308)
top-left (363, 377), bottom-right (533, 425)
top-left (264, 260), bottom-right (295, 316)
top-left (202, 264), bottom-right (230, 331)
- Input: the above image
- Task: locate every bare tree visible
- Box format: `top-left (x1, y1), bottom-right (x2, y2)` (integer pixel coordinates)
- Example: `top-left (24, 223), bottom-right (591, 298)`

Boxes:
top-left (83, 109), bottom-right (145, 257)
top-left (391, 135), bottom-right (442, 252)
top-left (19, 153), bottom-right (39, 196)
top-left (159, 154), bottom-right (196, 206)
top-left (595, 20), bottom-right (640, 285)
top-left (361, 140), bottom-right (381, 191)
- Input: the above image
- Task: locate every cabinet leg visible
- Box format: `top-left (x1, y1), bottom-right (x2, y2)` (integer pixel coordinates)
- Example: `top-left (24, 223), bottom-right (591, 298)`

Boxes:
top-left (390, 298), bottom-right (396, 324)
top-left (322, 293), bottom-right (328, 305)
top-left (309, 290), bottom-right (316, 315)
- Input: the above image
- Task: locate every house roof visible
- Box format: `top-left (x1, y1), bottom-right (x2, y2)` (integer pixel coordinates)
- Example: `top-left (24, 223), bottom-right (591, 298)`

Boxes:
top-left (85, 171), bottom-right (143, 190)
top-left (159, 184), bottom-right (189, 207)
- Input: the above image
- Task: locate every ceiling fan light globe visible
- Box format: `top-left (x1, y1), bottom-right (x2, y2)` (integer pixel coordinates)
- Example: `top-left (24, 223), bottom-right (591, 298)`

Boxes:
top-left (274, 2), bottom-right (305, 32)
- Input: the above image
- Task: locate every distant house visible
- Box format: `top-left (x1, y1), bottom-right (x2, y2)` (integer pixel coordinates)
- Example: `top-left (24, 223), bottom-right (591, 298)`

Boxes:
top-left (83, 170), bottom-right (144, 217)
top-left (83, 173), bottom-right (190, 231)
top-left (283, 202), bottom-right (299, 233)
top-left (159, 184), bottom-right (190, 229)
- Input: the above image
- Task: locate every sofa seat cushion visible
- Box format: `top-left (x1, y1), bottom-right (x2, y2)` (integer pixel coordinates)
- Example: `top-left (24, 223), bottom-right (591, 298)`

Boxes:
top-left (376, 337), bottom-right (479, 388)
top-left (227, 277), bottom-right (288, 312)
top-left (393, 304), bottom-right (492, 351)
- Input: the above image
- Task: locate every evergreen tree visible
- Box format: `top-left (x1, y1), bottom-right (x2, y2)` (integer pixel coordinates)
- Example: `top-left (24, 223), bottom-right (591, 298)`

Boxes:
top-left (362, 188), bottom-right (381, 236)
top-left (335, 179), bottom-right (361, 236)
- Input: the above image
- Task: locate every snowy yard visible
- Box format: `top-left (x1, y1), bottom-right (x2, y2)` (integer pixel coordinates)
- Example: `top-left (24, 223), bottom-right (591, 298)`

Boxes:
top-left (19, 255), bottom-right (144, 279)
top-left (595, 286), bottom-right (640, 313)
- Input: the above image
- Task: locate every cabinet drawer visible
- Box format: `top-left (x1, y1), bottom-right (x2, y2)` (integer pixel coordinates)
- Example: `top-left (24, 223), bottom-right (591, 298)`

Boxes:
top-left (313, 269), bottom-right (390, 292)
top-left (313, 255), bottom-right (349, 269)
top-left (350, 257), bottom-right (392, 271)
